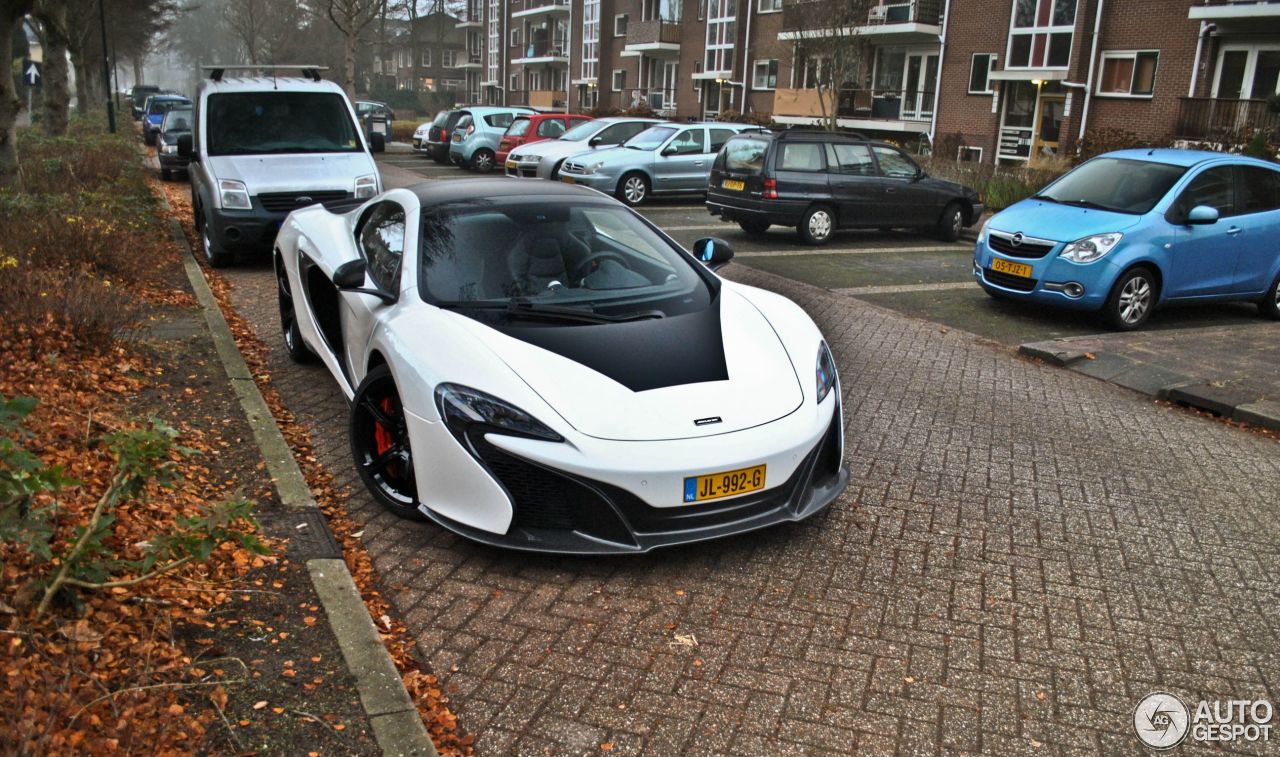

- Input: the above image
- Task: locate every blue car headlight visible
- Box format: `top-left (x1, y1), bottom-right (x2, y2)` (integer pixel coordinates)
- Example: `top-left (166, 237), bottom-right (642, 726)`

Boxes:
top-left (816, 342), bottom-right (837, 404)
top-left (1060, 232), bottom-right (1123, 263)
top-left (435, 383), bottom-right (563, 442)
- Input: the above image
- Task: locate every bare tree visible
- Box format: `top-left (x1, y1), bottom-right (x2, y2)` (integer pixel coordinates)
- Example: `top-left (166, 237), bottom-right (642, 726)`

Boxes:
top-left (224, 0), bottom-right (309, 65)
top-left (788, 0), bottom-right (876, 131)
top-left (320, 0), bottom-right (385, 98)
top-left (31, 0), bottom-right (69, 136)
top-left (1, 0), bottom-right (35, 187)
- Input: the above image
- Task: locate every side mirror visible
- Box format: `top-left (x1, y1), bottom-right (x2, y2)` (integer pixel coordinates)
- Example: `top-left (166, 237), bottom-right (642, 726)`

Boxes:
top-left (589, 136), bottom-right (604, 147)
top-left (661, 145), bottom-right (678, 157)
top-left (1186, 205), bottom-right (1219, 225)
top-left (913, 168), bottom-right (926, 182)
top-left (694, 237), bottom-right (734, 271)
top-left (333, 259), bottom-right (367, 289)
top-left (177, 133), bottom-right (194, 158)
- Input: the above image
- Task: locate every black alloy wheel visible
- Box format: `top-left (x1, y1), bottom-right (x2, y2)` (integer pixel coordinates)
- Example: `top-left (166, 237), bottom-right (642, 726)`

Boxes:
top-left (350, 365), bottom-right (426, 521)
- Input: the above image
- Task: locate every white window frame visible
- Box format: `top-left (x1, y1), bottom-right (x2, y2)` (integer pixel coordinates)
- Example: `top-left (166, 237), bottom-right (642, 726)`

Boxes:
top-left (758, 0), bottom-right (782, 12)
top-left (487, 0), bottom-right (501, 88)
top-left (443, 49), bottom-right (458, 68)
top-left (704, 0), bottom-right (736, 75)
top-left (968, 53), bottom-right (996, 94)
top-left (1095, 50), bottom-right (1158, 98)
top-left (1005, 0), bottom-right (1076, 70)
top-left (511, 28), bottom-right (521, 47)
top-left (612, 68), bottom-right (627, 91)
top-left (422, 49), bottom-right (433, 67)
top-left (614, 14), bottom-right (628, 36)
top-left (511, 71), bottom-right (522, 91)
top-left (958, 146), bottom-right (983, 162)
top-left (1211, 43), bottom-right (1280, 99)
top-left (752, 59), bottom-right (778, 90)
top-left (582, 0), bottom-right (600, 81)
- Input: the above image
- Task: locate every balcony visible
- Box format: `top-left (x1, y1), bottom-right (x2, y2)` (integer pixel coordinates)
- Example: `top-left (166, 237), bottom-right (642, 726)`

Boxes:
top-left (780, 0), bottom-right (942, 42)
top-left (1189, 0), bottom-right (1280, 25)
top-left (512, 0), bottom-right (570, 18)
top-left (771, 87), bottom-right (933, 132)
top-left (646, 88), bottom-right (678, 114)
top-left (512, 39), bottom-right (569, 65)
top-left (455, 4), bottom-right (483, 28)
top-left (1175, 97), bottom-right (1280, 140)
top-left (624, 20), bottom-right (681, 56)
top-left (454, 51), bottom-right (484, 69)
top-left (508, 90), bottom-right (568, 108)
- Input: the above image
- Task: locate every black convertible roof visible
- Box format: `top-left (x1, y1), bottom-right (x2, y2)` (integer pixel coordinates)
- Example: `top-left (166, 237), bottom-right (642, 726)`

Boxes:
top-left (410, 178), bottom-right (606, 207)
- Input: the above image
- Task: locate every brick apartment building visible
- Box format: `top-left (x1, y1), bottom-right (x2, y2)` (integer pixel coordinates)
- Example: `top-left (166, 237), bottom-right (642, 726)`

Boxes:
top-left (390, 0), bottom-right (1280, 165)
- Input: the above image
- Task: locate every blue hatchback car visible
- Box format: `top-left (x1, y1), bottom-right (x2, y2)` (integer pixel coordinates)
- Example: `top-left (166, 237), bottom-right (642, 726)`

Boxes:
top-left (142, 95), bottom-right (191, 147)
top-left (974, 149), bottom-right (1280, 329)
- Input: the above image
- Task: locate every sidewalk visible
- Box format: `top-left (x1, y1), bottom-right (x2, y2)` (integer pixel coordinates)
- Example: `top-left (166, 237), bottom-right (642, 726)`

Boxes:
top-left (1021, 321), bottom-right (1280, 431)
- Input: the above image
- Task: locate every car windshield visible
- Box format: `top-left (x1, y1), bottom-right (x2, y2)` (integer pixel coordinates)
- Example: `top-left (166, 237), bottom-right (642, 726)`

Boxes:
top-left (205, 92), bottom-right (362, 156)
top-left (507, 118), bottom-right (532, 137)
top-left (418, 199), bottom-right (711, 318)
top-left (149, 99), bottom-right (187, 116)
top-left (560, 119), bottom-right (605, 141)
top-left (432, 110), bottom-right (449, 126)
top-left (624, 125), bottom-right (677, 151)
top-left (162, 108), bottom-right (192, 132)
top-left (1035, 157), bottom-right (1188, 214)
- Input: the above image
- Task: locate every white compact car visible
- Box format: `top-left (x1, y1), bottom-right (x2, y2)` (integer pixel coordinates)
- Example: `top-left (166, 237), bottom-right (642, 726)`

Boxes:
top-left (274, 179), bottom-right (848, 553)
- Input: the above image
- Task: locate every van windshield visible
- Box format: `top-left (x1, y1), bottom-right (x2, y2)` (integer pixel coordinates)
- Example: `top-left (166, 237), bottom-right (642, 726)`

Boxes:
top-left (205, 92), bottom-right (363, 156)
top-left (1034, 157), bottom-right (1187, 214)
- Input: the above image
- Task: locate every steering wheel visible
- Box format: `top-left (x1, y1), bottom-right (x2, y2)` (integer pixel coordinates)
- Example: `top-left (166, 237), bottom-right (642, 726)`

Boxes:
top-left (572, 251), bottom-right (629, 280)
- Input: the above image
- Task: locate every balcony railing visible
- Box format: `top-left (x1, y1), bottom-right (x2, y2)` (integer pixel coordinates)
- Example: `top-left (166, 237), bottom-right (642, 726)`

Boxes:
top-left (508, 89), bottom-right (567, 108)
top-left (773, 87), bottom-right (935, 122)
top-left (514, 0), bottom-right (570, 11)
top-left (646, 88), bottom-right (678, 111)
top-left (1175, 97), bottom-right (1280, 140)
top-left (626, 19), bottom-right (681, 46)
top-left (783, 0), bottom-right (941, 30)
top-left (516, 40), bottom-right (569, 59)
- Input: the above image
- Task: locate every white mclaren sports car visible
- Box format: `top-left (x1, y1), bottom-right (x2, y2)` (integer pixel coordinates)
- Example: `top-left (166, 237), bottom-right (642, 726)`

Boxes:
top-left (274, 179), bottom-right (848, 553)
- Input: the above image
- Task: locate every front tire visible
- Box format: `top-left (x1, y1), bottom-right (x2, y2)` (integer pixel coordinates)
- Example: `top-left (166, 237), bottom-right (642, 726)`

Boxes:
top-left (471, 148), bottom-right (496, 173)
top-left (798, 205), bottom-right (835, 245)
top-left (1104, 266), bottom-right (1158, 331)
top-left (200, 213), bottom-right (232, 268)
top-left (350, 365), bottom-right (426, 521)
top-left (275, 255), bottom-right (314, 363)
top-left (617, 172), bottom-right (650, 206)
top-left (738, 219), bottom-right (770, 236)
top-left (937, 202), bottom-right (964, 242)
top-left (1259, 272), bottom-right (1280, 320)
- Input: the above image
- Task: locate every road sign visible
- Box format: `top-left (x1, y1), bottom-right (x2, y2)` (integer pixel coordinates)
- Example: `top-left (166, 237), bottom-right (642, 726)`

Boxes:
top-left (23, 60), bottom-right (41, 88)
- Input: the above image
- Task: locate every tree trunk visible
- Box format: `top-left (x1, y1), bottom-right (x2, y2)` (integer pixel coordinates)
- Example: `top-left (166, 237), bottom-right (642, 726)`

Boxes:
top-left (344, 32), bottom-right (356, 99)
top-left (35, 5), bottom-right (71, 136)
top-left (71, 54), bottom-right (91, 114)
top-left (0, 0), bottom-right (36, 189)
top-left (131, 55), bottom-right (142, 86)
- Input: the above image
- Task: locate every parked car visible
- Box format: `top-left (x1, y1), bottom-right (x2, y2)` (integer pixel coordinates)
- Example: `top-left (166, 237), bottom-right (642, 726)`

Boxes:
top-left (129, 84), bottom-right (160, 119)
top-left (495, 112), bottom-right (593, 165)
top-left (559, 122), bottom-right (765, 206)
top-left (504, 116), bottom-right (662, 179)
top-left (413, 108), bottom-right (469, 163)
top-left (272, 178), bottom-right (848, 552)
top-left (356, 100), bottom-right (396, 123)
top-left (181, 67), bottom-right (381, 267)
top-left (448, 106), bottom-right (534, 172)
top-left (706, 130), bottom-right (984, 244)
top-left (143, 95), bottom-right (191, 146)
top-left (156, 106), bottom-right (193, 180)
top-left (974, 149), bottom-right (1280, 330)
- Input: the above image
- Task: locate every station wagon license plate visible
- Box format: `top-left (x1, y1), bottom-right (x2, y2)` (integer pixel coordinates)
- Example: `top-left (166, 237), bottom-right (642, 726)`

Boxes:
top-left (683, 464), bottom-right (766, 503)
top-left (721, 179), bottom-right (745, 192)
top-left (991, 258), bottom-right (1033, 279)
top-left (505, 160), bottom-right (517, 169)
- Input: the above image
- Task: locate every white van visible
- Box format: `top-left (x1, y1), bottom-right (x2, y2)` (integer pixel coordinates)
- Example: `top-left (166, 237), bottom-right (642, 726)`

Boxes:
top-left (180, 66), bottom-right (382, 267)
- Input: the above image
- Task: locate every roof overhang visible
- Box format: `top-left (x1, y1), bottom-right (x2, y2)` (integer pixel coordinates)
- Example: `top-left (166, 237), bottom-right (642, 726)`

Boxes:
top-left (989, 69), bottom-right (1068, 82)
top-left (1189, 3), bottom-right (1280, 21)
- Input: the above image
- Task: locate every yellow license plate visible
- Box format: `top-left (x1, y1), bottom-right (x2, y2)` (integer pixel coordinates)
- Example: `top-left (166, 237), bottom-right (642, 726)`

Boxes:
top-left (991, 258), bottom-right (1033, 278)
top-left (505, 160), bottom-right (517, 169)
top-left (560, 176), bottom-right (575, 184)
top-left (722, 179), bottom-right (745, 191)
top-left (683, 464), bottom-right (766, 503)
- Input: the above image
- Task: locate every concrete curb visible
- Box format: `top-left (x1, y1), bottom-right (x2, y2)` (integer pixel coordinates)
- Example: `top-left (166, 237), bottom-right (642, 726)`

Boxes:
top-left (160, 198), bottom-right (438, 757)
top-left (1019, 339), bottom-right (1280, 433)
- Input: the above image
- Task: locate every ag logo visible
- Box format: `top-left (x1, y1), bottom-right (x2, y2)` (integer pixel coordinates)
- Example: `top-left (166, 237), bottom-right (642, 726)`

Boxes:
top-left (1010, 232), bottom-right (1024, 247)
top-left (1134, 692), bottom-right (1190, 750)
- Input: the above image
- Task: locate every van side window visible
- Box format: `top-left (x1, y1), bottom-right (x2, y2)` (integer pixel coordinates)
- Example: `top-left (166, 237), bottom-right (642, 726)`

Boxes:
top-left (828, 143), bottom-right (875, 176)
top-left (358, 202), bottom-right (407, 294)
top-left (1237, 166), bottom-right (1280, 214)
top-left (1179, 167), bottom-right (1235, 218)
top-left (778, 143), bottom-right (826, 172)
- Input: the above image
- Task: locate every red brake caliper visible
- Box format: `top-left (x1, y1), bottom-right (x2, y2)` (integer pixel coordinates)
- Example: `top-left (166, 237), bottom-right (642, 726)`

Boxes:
top-left (373, 397), bottom-right (398, 475)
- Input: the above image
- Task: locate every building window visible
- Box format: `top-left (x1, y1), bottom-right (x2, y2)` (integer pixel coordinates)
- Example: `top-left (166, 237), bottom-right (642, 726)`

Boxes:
top-left (1007, 0), bottom-right (1075, 69)
top-left (704, 0), bottom-right (736, 74)
top-left (1098, 51), bottom-right (1158, 97)
top-left (511, 72), bottom-right (521, 91)
top-left (614, 14), bottom-right (628, 36)
top-left (422, 49), bottom-right (432, 67)
top-left (969, 53), bottom-right (996, 94)
top-left (958, 146), bottom-right (983, 162)
top-left (800, 56), bottom-right (828, 89)
top-left (758, 0), bottom-right (782, 11)
top-left (1212, 45), bottom-right (1280, 99)
top-left (443, 49), bottom-right (458, 67)
top-left (582, 0), bottom-right (600, 81)
top-left (511, 28), bottom-right (520, 47)
top-left (612, 69), bottom-right (627, 91)
top-left (487, 0), bottom-right (501, 87)
top-left (752, 60), bottom-right (778, 89)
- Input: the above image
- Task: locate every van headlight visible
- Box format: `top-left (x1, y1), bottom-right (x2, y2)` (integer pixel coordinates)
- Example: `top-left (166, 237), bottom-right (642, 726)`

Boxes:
top-left (354, 174), bottom-right (378, 199)
top-left (435, 383), bottom-right (563, 442)
top-left (1060, 232), bottom-right (1122, 263)
top-left (218, 179), bottom-right (251, 210)
top-left (816, 342), bottom-right (837, 404)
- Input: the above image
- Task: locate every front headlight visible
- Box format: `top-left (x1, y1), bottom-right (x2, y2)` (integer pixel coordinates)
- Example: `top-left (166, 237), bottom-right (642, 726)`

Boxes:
top-left (582, 161), bottom-right (606, 175)
top-left (218, 179), bottom-right (251, 210)
top-left (976, 219), bottom-right (991, 244)
top-left (1060, 232), bottom-right (1123, 263)
top-left (815, 342), bottom-right (837, 404)
top-left (525, 155), bottom-right (542, 164)
top-left (435, 383), bottom-right (563, 442)
top-left (354, 174), bottom-right (378, 199)
top-left (415, 126), bottom-right (428, 136)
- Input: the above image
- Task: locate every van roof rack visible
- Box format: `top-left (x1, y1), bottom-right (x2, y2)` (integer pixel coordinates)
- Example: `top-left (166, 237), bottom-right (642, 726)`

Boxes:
top-left (201, 65), bottom-right (328, 82)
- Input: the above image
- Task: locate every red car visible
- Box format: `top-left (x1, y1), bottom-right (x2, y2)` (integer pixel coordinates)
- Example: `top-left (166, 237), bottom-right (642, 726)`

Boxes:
top-left (497, 113), bottom-right (593, 166)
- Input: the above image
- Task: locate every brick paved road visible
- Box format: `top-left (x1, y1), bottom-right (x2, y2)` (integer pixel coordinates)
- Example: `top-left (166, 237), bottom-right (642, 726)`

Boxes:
top-left (218, 243), bottom-right (1280, 754)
